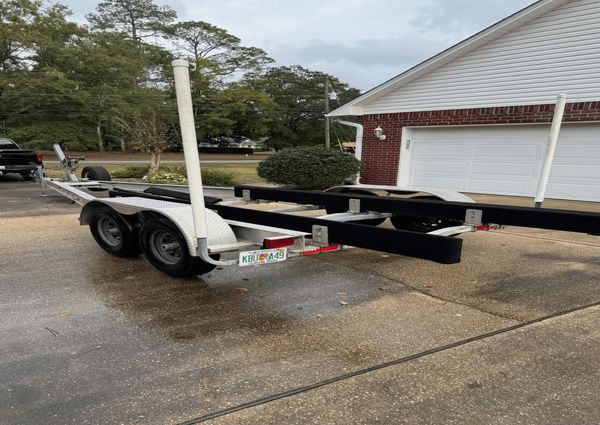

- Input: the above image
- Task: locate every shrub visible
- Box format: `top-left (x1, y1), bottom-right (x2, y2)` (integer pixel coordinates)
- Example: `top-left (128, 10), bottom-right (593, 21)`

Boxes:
top-left (144, 165), bottom-right (235, 187)
top-left (111, 166), bottom-right (149, 179)
top-left (145, 170), bottom-right (187, 185)
top-left (257, 146), bottom-right (361, 190)
top-left (201, 168), bottom-right (236, 187)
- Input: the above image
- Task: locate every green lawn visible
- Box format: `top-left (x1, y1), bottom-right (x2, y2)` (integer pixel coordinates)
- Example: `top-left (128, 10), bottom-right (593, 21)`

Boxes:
top-left (44, 163), bottom-right (261, 185)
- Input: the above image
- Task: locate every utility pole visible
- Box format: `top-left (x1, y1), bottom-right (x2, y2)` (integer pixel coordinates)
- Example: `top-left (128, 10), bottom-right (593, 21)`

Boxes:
top-left (324, 76), bottom-right (331, 148)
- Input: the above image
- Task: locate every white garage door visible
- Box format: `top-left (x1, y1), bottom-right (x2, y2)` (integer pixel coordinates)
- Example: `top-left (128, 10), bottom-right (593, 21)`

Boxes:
top-left (408, 124), bottom-right (600, 202)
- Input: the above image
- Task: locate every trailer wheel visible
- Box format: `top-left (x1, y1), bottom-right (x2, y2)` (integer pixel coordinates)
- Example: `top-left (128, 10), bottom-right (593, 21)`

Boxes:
top-left (325, 190), bottom-right (386, 226)
top-left (140, 217), bottom-right (218, 278)
top-left (391, 196), bottom-right (462, 233)
top-left (89, 208), bottom-right (141, 257)
top-left (81, 166), bottom-right (112, 181)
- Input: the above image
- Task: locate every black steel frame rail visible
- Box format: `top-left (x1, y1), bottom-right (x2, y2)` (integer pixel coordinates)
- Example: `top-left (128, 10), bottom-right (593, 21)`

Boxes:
top-left (235, 186), bottom-right (600, 236)
top-left (211, 204), bottom-right (463, 264)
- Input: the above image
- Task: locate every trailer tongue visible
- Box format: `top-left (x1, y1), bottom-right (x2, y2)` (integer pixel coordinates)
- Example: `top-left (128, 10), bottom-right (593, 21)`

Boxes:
top-left (42, 59), bottom-right (599, 278)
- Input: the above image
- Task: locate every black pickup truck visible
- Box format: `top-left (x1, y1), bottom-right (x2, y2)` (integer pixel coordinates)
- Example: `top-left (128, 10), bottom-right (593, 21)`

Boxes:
top-left (0, 138), bottom-right (43, 180)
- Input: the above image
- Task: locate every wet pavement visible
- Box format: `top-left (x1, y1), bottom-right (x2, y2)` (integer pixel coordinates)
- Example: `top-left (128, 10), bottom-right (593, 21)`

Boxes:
top-left (209, 306), bottom-right (600, 425)
top-left (0, 175), bottom-right (77, 217)
top-left (1, 178), bottom-right (599, 424)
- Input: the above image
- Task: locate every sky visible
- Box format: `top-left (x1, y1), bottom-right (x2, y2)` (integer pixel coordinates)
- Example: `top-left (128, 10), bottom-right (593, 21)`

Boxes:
top-left (60, 0), bottom-right (535, 91)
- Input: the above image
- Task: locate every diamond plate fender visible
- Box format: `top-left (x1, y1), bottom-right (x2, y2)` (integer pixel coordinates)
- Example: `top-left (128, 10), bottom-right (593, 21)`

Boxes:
top-left (80, 197), bottom-right (237, 256)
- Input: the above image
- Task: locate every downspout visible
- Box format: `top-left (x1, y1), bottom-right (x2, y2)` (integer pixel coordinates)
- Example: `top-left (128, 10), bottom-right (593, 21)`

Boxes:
top-left (334, 119), bottom-right (363, 184)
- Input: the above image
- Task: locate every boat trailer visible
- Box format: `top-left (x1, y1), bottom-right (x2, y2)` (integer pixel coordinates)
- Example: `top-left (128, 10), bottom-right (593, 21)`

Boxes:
top-left (43, 60), bottom-right (599, 278)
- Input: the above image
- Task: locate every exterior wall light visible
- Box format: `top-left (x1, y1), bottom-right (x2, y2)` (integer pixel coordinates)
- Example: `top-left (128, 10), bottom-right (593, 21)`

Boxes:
top-left (374, 126), bottom-right (386, 140)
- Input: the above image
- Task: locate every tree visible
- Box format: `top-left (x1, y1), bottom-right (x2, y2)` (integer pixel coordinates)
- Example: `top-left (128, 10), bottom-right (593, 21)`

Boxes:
top-left (86, 0), bottom-right (176, 42)
top-left (0, 0), bottom-right (361, 158)
top-left (0, 0), bottom-right (40, 72)
top-left (63, 32), bottom-right (171, 151)
top-left (167, 21), bottom-right (272, 76)
top-left (194, 84), bottom-right (276, 140)
top-left (0, 1), bottom-right (96, 150)
top-left (113, 76), bottom-right (178, 170)
top-left (244, 66), bottom-right (361, 150)
top-left (87, 0), bottom-right (176, 91)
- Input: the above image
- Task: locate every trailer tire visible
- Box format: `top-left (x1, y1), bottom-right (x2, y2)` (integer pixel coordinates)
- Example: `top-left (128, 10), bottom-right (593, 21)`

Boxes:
top-left (324, 189), bottom-right (387, 226)
top-left (89, 208), bottom-right (141, 257)
top-left (81, 166), bottom-right (112, 181)
top-left (140, 217), bottom-right (218, 278)
top-left (390, 196), bottom-right (462, 233)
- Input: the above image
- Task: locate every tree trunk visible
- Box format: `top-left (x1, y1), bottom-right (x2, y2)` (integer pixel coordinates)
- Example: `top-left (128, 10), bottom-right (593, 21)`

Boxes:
top-left (96, 123), bottom-right (104, 153)
top-left (120, 138), bottom-right (126, 152)
top-left (149, 150), bottom-right (161, 173)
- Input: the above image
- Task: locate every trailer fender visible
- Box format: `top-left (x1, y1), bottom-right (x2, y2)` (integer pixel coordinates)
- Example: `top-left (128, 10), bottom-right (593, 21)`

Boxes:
top-left (80, 198), bottom-right (237, 256)
top-left (325, 184), bottom-right (476, 203)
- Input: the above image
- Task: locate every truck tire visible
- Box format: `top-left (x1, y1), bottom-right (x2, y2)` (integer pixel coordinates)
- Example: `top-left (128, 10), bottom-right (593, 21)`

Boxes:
top-left (89, 208), bottom-right (141, 257)
top-left (324, 189), bottom-right (387, 226)
top-left (81, 166), bottom-right (112, 181)
top-left (139, 217), bottom-right (218, 278)
top-left (21, 173), bottom-right (35, 181)
top-left (390, 196), bottom-right (462, 233)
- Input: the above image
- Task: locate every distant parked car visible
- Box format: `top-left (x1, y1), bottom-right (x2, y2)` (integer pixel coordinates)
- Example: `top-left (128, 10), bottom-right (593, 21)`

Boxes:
top-left (198, 136), bottom-right (264, 154)
top-left (0, 138), bottom-right (43, 180)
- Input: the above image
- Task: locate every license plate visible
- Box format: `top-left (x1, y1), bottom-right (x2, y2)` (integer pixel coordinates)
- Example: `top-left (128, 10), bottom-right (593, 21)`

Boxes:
top-left (0, 166), bottom-right (5, 170)
top-left (239, 248), bottom-right (287, 267)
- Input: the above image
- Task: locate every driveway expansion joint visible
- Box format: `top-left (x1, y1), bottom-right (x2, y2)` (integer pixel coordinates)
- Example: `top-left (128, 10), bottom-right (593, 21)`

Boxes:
top-left (177, 301), bottom-right (600, 425)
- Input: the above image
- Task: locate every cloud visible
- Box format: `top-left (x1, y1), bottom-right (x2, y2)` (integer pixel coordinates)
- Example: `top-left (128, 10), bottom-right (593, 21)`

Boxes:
top-left (267, 37), bottom-right (452, 90)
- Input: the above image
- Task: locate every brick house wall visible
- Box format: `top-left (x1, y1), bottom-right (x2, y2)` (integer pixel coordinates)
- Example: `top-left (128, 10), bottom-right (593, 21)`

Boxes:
top-left (359, 102), bottom-right (600, 185)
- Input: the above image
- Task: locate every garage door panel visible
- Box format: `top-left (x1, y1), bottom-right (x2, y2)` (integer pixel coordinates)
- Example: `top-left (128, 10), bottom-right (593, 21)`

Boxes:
top-left (555, 144), bottom-right (600, 165)
top-left (415, 143), bottom-right (470, 159)
top-left (546, 182), bottom-right (600, 199)
top-left (470, 162), bottom-right (539, 177)
top-left (408, 124), bottom-right (600, 202)
top-left (414, 176), bottom-right (467, 190)
top-left (467, 179), bottom-right (536, 196)
top-left (473, 143), bottom-right (542, 159)
top-left (413, 161), bottom-right (470, 175)
top-left (551, 164), bottom-right (600, 179)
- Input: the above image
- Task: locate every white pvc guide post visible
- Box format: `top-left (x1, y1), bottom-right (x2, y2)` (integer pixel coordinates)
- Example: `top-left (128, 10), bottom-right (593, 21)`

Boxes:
top-left (534, 94), bottom-right (567, 208)
top-left (172, 59), bottom-right (208, 240)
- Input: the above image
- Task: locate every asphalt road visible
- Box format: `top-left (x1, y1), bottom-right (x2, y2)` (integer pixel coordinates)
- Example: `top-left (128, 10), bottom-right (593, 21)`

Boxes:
top-left (1, 178), bottom-right (600, 424)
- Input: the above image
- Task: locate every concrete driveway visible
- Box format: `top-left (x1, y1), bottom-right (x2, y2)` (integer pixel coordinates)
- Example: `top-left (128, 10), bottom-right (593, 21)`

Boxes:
top-left (1, 178), bottom-right (599, 424)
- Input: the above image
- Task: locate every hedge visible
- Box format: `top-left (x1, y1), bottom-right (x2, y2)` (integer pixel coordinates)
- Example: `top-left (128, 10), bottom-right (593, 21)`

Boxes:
top-left (257, 146), bottom-right (361, 190)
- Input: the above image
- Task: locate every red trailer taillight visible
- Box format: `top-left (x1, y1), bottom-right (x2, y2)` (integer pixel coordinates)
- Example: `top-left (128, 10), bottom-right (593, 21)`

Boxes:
top-left (35, 151), bottom-right (43, 165)
top-left (301, 244), bottom-right (341, 256)
top-left (263, 236), bottom-right (295, 249)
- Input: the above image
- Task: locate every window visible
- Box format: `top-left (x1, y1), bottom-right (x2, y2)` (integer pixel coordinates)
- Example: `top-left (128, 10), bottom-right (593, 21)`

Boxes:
top-left (0, 139), bottom-right (19, 150)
